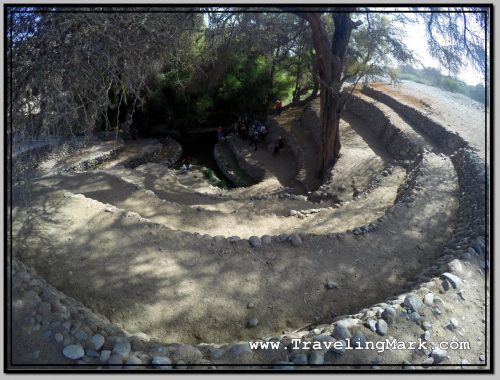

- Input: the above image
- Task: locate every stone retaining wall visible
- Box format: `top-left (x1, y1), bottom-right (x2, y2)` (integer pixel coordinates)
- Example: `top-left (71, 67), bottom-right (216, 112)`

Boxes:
top-left (361, 86), bottom-right (469, 154)
top-left (120, 143), bottom-right (163, 169)
top-left (11, 138), bottom-right (89, 177)
top-left (300, 103), bottom-right (321, 147)
top-left (65, 143), bottom-right (125, 173)
top-left (225, 136), bottom-right (266, 183)
top-left (159, 137), bottom-right (183, 168)
top-left (344, 93), bottom-right (421, 160)
top-left (266, 117), bottom-right (309, 190)
top-left (213, 143), bottom-right (254, 187)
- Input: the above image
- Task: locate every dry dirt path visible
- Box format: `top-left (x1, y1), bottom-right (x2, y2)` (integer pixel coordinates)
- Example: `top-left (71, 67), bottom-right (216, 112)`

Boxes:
top-left (32, 165), bottom-right (403, 238)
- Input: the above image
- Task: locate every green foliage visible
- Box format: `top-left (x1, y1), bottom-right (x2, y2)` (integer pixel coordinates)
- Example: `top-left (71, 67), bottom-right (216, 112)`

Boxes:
top-left (399, 65), bottom-right (485, 103)
top-left (202, 167), bottom-right (227, 188)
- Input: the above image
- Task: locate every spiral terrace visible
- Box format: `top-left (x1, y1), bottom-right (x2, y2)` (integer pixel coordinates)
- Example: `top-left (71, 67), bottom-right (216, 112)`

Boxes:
top-left (9, 83), bottom-right (488, 369)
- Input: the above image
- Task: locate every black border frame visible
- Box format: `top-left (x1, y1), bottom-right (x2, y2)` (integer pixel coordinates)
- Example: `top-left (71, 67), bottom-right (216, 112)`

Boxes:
top-left (3, 2), bottom-right (494, 374)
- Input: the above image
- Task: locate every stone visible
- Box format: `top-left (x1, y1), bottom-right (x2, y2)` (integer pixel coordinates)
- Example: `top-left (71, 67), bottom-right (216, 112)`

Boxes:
top-left (431, 347), bottom-right (448, 363)
top-left (175, 360), bottom-right (187, 369)
top-left (289, 210), bottom-right (298, 216)
top-left (423, 293), bottom-right (434, 307)
top-left (74, 330), bottom-right (89, 342)
top-left (458, 290), bottom-right (466, 300)
top-left (100, 350), bottom-right (111, 362)
top-left (330, 340), bottom-right (346, 355)
top-left (261, 235), bottom-right (272, 244)
top-left (409, 312), bottom-right (421, 322)
top-left (290, 234), bottom-right (303, 247)
top-left (404, 294), bottom-right (424, 313)
top-left (63, 344), bottom-right (85, 360)
top-left (108, 354), bottom-right (123, 366)
top-left (376, 319), bottom-right (388, 336)
top-left (292, 353), bottom-right (308, 365)
top-left (247, 317), bottom-right (258, 328)
top-left (309, 351), bottom-right (324, 365)
top-left (332, 324), bottom-right (352, 340)
top-left (89, 334), bottom-right (105, 351)
top-left (351, 331), bottom-right (367, 349)
top-left (54, 333), bottom-right (64, 343)
top-left (402, 360), bottom-right (415, 369)
top-left (273, 361), bottom-right (295, 369)
top-left (214, 236), bottom-right (226, 247)
top-left (381, 307), bottom-right (397, 324)
top-left (313, 334), bottom-right (335, 344)
top-left (151, 356), bottom-right (172, 369)
top-left (461, 359), bottom-right (470, 368)
top-left (249, 236), bottom-right (261, 248)
top-left (441, 273), bottom-right (462, 288)
top-left (447, 259), bottom-right (464, 274)
top-left (86, 350), bottom-right (100, 358)
top-left (37, 302), bottom-right (52, 317)
top-left (326, 281), bottom-right (338, 289)
top-left (365, 319), bottom-right (377, 332)
top-left (371, 355), bottom-right (384, 365)
top-left (247, 302), bottom-right (255, 309)
top-left (422, 357), bottom-right (435, 366)
top-left (112, 340), bottom-right (131, 359)
top-left (125, 355), bottom-right (142, 369)
top-left (449, 318), bottom-right (459, 329)
top-left (471, 241), bottom-right (485, 256)
top-left (479, 354), bottom-right (485, 362)
top-left (133, 332), bottom-right (150, 342)
top-left (209, 348), bottom-right (225, 361)
top-left (171, 344), bottom-right (203, 362)
top-left (422, 321), bottom-right (432, 330)
top-left (229, 342), bottom-right (252, 356)
top-left (422, 331), bottom-right (431, 342)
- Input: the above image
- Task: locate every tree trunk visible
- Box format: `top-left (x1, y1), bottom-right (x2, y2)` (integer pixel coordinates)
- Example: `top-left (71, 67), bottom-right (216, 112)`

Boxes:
top-left (318, 84), bottom-right (339, 178)
top-left (296, 10), bottom-right (359, 180)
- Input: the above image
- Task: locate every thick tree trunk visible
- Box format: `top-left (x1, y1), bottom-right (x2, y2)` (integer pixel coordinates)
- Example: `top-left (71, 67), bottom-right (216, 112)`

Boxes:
top-left (318, 85), bottom-right (339, 178)
top-left (296, 10), bottom-right (359, 180)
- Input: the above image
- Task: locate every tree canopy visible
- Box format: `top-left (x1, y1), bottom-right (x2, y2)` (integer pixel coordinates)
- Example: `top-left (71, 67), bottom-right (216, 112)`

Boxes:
top-left (7, 6), bottom-right (489, 176)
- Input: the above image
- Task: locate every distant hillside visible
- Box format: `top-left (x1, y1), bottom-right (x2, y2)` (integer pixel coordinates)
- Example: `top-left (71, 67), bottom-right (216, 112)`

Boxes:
top-left (398, 65), bottom-right (486, 104)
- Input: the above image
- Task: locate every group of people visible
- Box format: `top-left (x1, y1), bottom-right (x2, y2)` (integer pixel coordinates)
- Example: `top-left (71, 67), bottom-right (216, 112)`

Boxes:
top-left (235, 115), bottom-right (268, 151)
top-left (217, 107), bottom-right (285, 155)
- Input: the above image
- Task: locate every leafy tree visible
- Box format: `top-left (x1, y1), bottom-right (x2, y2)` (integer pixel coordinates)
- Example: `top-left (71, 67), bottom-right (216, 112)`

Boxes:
top-left (7, 7), bottom-right (202, 142)
top-left (287, 6), bottom-right (487, 179)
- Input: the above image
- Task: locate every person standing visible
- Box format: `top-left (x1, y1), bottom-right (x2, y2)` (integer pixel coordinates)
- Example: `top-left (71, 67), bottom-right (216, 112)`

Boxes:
top-left (275, 100), bottom-right (283, 115)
